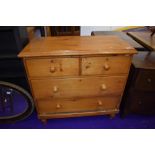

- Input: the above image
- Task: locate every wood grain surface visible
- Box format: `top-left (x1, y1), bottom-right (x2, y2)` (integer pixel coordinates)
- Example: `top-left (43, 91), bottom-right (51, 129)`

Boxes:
top-left (26, 57), bottom-right (79, 77)
top-left (127, 31), bottom-right (155, 51)
top-left (82, 55), bottom-right (131, 75)
top-left (18, 36), bottom-right (136, 122)
top-left (37, 96), bottom-right (120, 114)
top-left (31, 76), bottom-right (126, 99)
top-left (18, 36), bottom-right (136, 57)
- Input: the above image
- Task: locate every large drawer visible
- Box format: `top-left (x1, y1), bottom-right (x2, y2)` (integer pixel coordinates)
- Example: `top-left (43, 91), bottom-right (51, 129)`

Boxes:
top-left (36, 96), bottom-right (120, 114)
top-left (25, 57), bottom-right (79, 77)
top-left (31, 76), bottom-right (127, 99)
top-left (82, 56), bottom-right (131, 75)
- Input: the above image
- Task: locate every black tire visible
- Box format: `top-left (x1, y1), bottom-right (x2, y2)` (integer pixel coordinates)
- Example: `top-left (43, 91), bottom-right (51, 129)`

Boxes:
top-left (0, 81), bottom-right (34, 123)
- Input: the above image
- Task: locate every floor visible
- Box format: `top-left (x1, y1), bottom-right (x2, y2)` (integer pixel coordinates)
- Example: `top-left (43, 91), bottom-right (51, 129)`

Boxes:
top-left (0, 110), bottom-right (155, 129)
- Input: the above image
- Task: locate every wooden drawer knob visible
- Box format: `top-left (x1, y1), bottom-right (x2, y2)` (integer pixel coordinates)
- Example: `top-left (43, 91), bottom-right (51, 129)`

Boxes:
top-left (104, 63), bottom-right (110, 70)
top-left (85, 65), bottom-right (90, 69)
top-left (98, 100), bottom-right (103, 106)
top-left (53, 86), bottom-right (59, 93)
top-left (50, 66), bottom-right (56, 73)
top-left (147, 78), bottom-right (152, 83)
top-left (101, 84), bottom-right (107, 90)
top-left (56, 104), bottom-right (61, 109)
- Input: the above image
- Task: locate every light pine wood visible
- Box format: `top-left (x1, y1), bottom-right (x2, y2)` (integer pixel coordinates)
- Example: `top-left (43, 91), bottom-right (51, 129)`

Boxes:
top-left (82, 55), bottom-right (131, 75)
top-left (31, 76), bottom-right (127, 99)
top-left (18, 36), bottom-right (136, 58)
top-left (26, 57), bottom-right (79, 77)
top-left (39, 109), bottom-right (119, 121)
top-left (18, 36), bottom-right (136, 122)
top-left (37, 96), bottom-right (120, 114)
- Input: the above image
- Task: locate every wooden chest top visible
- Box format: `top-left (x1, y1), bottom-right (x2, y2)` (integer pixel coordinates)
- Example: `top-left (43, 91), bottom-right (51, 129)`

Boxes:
top-left (18, 36), bottom-right (136, 57)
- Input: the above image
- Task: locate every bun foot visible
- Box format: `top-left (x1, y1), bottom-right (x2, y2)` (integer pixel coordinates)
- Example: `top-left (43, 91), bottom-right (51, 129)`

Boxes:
top-left (110, 113), bottom-right (116, 119)
top-left (41, 119), bottom-right (47, 124)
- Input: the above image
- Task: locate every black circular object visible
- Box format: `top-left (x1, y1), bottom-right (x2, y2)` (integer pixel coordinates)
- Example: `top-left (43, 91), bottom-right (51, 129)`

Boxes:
top-left (0, 81), bottom-right (34, 123)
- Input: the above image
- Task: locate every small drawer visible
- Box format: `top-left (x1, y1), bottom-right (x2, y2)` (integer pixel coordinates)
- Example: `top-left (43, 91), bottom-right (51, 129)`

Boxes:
top-left (134, 70), bottom-right (155, 91)
top-left (25, 57), bottom-right (79, 77)
top-left (31, 76), bottom-right (126, 99)
top-left (82, 56), bottom-right (131, 75)
top-left (36, 96), bottom-right (120, 114)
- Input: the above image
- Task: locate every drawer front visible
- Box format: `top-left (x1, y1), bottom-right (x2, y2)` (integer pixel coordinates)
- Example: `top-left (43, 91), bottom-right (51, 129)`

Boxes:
top-left (36, 96), bottom-right (120, 114)
top-left (31, 76), bottom-right (126, 99)
top-left (25, 57), bottom-right (79, 77)
top-left (134, 70), bottom-right (155, 91)
top-left (82, 56), bottom-right (131, 75)
top-left (127, 91), bottom-right (155, 115)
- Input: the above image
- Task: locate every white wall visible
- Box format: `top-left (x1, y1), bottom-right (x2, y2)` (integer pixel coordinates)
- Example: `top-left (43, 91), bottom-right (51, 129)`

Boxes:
top-left (80, 26), bottom-right (123, 36)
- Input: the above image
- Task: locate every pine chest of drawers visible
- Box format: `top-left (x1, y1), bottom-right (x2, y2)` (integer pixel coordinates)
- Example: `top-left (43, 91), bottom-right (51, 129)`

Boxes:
top-left (18, 36), bottom-right (136, 123)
